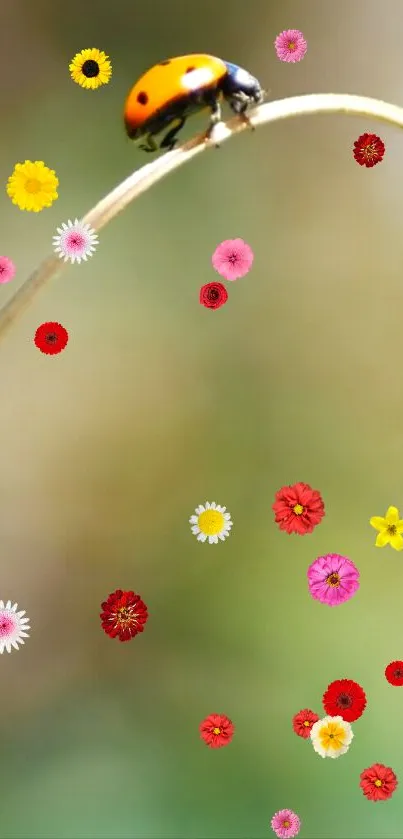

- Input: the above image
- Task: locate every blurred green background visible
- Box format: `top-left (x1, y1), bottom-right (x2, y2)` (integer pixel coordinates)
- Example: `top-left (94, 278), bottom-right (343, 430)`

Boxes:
top-left (1, 0), bottom-right (403, 837)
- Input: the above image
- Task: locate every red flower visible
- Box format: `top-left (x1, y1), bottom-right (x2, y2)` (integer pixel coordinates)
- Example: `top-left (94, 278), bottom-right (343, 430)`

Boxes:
top-left (292, 708), bottom-right (320, 739)
top-left (322, 678), bottom-right (367, 722)
top-left (100, 589), bottom-right (148, 642)
top-left (385, 660), bottom-right (403, 686)
top-left (353, 133), bottom-right (385, 168)
top-left (272, 481), bottom-right (325, 535)
top-left (199, 713), bottom-right (234, 748)
top-left (34, 321), bottom-right (69, 355)
top-left (360, 763), bottom-right (398, 801)
top-left (199, 281), bottom-right (228, 310)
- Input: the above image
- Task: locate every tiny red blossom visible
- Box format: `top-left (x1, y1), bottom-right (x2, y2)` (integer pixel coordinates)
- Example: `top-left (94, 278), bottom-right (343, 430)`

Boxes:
top-left (385, 660), bottom-right (403, 686)
top-left (292, 708), bottom-right (320, 738)
top-left (360, 763), bottom-right (398, 801)
top-left (34, 321), bottom-right (69, 355)
top-left (272, 481), bottom-right (325, 535)
top-left (199, 713), bottom-right (234, 748)
top-left (353, 133), bottom-right (385, 167)
top-left (199, 281), bottom-right (228, 310)
top-left (100, 589), bottom-right (148, 642)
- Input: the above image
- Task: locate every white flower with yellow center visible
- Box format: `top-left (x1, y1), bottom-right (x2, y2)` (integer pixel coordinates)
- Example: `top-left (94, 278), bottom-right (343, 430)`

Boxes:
top-left (310, 715), bottom-right (353, 759)
top-left (189, 502), bottom-right (233, 544)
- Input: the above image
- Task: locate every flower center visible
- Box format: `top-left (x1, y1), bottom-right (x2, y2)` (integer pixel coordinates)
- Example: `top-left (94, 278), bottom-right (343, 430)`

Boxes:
top-left (213, 727), bottom-right (221, 735)
top-left (45, 332), bottom-right (58, 344)
top-left (228, 253), bottom-right (238, 264)
top-left (82, 59), bottom-right (100, 78)
top-left (116, 606), bottom-right (137, 627)
top-left (303, 720), bottom-right (310, 727)
top-left (326, 572), bottom-right (340, 587)
top-left (288, 41), bottom-right (296, 50)
top-left (387, 524), bottom-right (397, 535)
top-left (198, 509), bottom-right (225, 536)
top-left (25, 178), bottom-right (41, 194)
top-left (67, 233), bottom-right (85, 250)
top-left (208, 287), bottom-right (219, 300)
top-left (337, 693), bottom-right (352, 708)
top-left (293, 503), bottom-right (304, 515)
top-left (394, 668), bottom-right (403, 679)
top-left (0, 615), bottom-right (15, 637)
top-left (282, 821), bottom-right (290, 828)
top-left (374, 779), bottom-right (382, 787)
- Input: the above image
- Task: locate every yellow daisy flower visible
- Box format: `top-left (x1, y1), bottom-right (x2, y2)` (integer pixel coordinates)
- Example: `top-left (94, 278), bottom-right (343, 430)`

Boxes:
top-left (370, 505), bottom-right (403, 551)
top-left (310, 715), bottom-right (353, 759)
top-left (69, 48), bottom-right (112, 90)
top-left (6, 160), bottom-right (59, 212)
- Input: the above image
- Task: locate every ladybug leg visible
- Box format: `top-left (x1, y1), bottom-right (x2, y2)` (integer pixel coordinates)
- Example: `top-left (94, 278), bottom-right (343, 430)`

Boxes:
top-left (159, 117), bottom-right (187, 151)
top-left (204, 97), bottom-right (223, 147)
top-left (139, 134), bottom-right (159, 153)
top-left (229, 94), bottom-right (255, 130)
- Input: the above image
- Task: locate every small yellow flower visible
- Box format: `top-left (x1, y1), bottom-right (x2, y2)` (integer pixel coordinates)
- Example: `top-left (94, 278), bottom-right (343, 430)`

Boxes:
top-left (370, 506), bottom-right (403, 551)
top-left (69, 48), bottom-right (112, 90)
top-left (6, 160), bottom-right (59, 212)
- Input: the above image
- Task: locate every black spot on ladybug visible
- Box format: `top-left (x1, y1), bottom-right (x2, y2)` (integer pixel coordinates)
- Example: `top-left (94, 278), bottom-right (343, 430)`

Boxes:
top-left (137, 91), bottom-right (149, 105)
top-left (185, 66), bottom-right (196, 73)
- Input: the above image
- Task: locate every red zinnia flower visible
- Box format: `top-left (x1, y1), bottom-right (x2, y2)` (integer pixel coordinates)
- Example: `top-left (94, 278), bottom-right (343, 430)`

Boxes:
top-left (322, 678), bottom-right (367, 722)
top-left (360, 763), bottom-right (398, 801)
top-left (353, 133), bottom-right (385, 168)
top-left (272, 481), bottom-right (325, 535)
top-left (385, 660), bottom-right (403, 686)
top-left (292, 708), bottom-right (320, 739)
top-left (34, 321), bottom-right (69, 355)
top-left (199, 281), bottom-right (228, 310)
top-left (100, 589), bottom-right (148, 642)
top-left (199, 713), bottom-right (234, 748)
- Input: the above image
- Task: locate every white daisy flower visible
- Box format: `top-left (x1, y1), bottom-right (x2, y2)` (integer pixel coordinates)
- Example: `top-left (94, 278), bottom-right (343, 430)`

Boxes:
top-left (0, 600), bottom-right (30, 654)
top-left (53, 218), bottom-right (98, 264)
top-left (310, 715), bottom-right (353, 759)
top-left (189, 501), bottom-right (233, 544)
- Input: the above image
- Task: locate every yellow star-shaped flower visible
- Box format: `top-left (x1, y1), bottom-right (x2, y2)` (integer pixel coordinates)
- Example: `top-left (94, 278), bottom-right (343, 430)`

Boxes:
top-left (370, 506), bottom-right (403, 551)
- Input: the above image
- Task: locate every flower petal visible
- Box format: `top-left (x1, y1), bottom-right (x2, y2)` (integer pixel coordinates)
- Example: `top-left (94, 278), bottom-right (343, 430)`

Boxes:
top-left (376, 530), bottom-right (390, 547)
top-left (386, 506), bottom-right (399, 523)
top-left (370, 516), bottom-right (387, 531)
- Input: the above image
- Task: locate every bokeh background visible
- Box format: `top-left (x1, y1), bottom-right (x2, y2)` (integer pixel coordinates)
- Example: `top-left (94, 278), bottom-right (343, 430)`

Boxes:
top-left (1, 0), bottom-right (403, 836)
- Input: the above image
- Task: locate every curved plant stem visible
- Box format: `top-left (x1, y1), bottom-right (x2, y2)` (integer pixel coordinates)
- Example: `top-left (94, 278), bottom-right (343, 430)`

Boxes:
top-left (1, 92), bottom-right (403, 342)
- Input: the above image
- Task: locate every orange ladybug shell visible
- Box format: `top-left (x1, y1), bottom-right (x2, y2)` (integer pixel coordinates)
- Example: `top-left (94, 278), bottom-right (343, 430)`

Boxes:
top-left (124, 54), bottom-right (228, 132)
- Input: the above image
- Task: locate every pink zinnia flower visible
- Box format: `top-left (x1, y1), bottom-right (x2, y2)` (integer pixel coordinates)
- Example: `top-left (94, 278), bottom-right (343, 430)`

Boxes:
top-left (307, 554), bottom-right (360, 606)
top-left (274, 29), bottom-right (307, 63)
top-left (0, 256), bottom-right (16, 284)
top-left (271, 809), bottom-right (301, 839)
top-left (212, 238), bottom-right (254, 281)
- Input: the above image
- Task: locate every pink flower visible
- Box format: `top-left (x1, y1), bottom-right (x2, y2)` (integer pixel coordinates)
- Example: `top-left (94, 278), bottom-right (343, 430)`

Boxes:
top-left (307, 554), bottom-right (360, 606)
top-left (212, 238), bottom-right (254, 281)
top-left (0, 256), bottom-right (16, 284)
top-left (274, 29), bottom-right (307, 63)
top-left (271, 809), bottom-right (301, 839)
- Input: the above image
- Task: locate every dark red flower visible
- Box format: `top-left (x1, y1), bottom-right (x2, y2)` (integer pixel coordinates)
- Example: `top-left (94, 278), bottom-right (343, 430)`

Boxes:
top-left (199, 713), bottom-right (234, 748)
top-left (353, 133), bottom-right (385, 168)
top-left (34, 321), bottom-right (69, 355)
top-left (199, 281), bottom-right (228, 310)
top-left (272, 482), bottom-right (325, 535)
top-left (360, 763), bottom-right (398, 801)
top-left (385, 660), bottom-right (403, 686)
top-left (100, 589), bottom-right (148, 642)
top-left (322, 678), bottom-right (367, 722)
top-left (292, 708), bottom-right (320, 739)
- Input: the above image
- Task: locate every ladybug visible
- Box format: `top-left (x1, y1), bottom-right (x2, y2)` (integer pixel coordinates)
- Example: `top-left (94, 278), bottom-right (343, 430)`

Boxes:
top-left (123, 54), bottom-right (264, 152)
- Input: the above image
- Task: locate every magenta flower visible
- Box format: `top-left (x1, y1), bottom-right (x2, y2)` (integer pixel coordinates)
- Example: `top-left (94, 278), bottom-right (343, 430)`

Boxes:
top-left (307, 554), bottom-right (360, 606)
top-left (212, 238), bottom-right (254, 281)
top-left (0, 256), bottom-right (16, 284)
top-left (271, 809), bottom-right (301, 839)
top-left (274, 29), bottom-right (307, 63)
